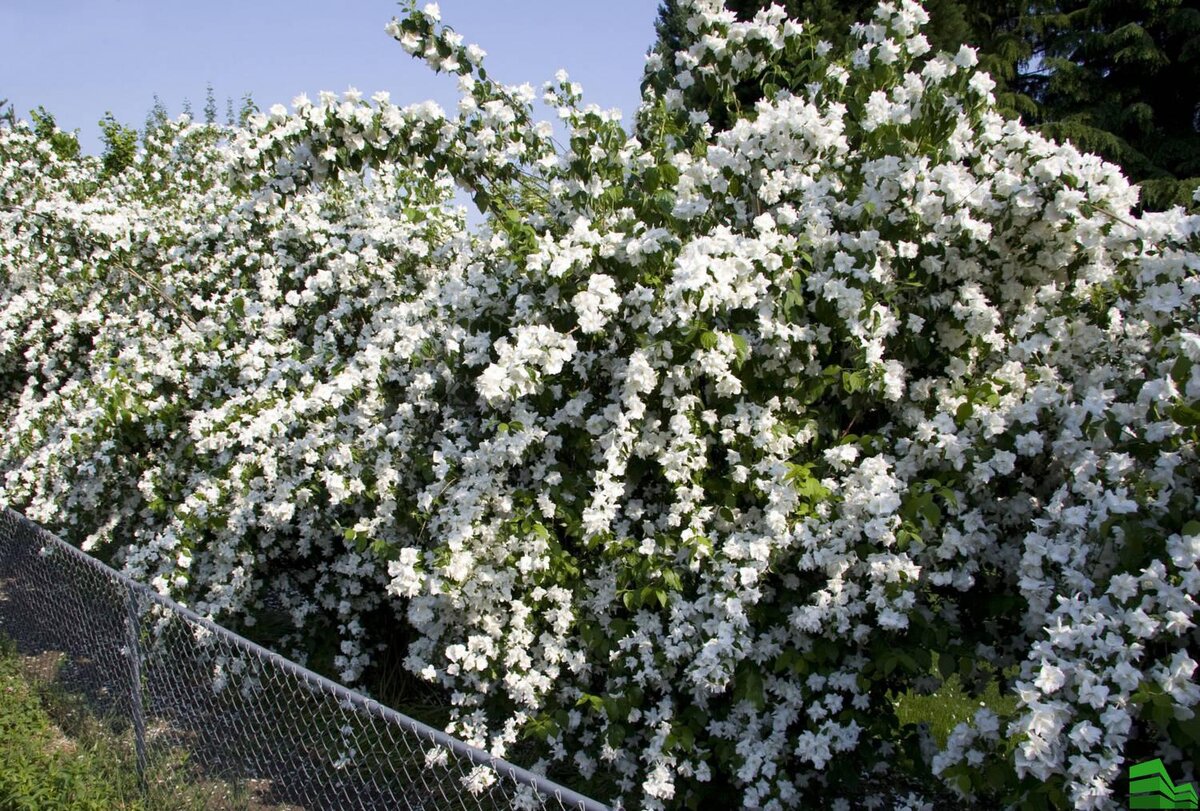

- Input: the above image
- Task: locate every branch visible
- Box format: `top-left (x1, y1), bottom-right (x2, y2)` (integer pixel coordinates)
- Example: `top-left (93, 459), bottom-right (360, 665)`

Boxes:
top-left (0, 204), bottom-right (196, 326)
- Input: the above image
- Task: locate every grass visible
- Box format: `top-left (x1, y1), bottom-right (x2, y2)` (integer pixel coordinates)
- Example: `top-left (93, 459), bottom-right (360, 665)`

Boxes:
top-left (0, 633), bottom-right (289, 811)
top-left (0, 611), bottom-right (1021, 811)
top-left (894, 668), bottom-right (1020, 747)
top-left (0, 636), bottom-right (146, 810)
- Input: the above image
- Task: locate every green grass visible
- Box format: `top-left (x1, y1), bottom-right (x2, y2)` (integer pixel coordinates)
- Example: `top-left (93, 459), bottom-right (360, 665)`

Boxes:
top-left (894, 672), bottom-right (1019, 747)
top-left (0, 634), bottom-right (275, 811)
top-left (0, 620), bottom-right (1023, 811)
top-left (0, 634), bottom-right (147, 810)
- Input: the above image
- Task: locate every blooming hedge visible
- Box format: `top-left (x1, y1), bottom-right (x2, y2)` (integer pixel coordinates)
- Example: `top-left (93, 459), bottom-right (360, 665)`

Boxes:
top-left (2, 1), bottom-right (1198, 807)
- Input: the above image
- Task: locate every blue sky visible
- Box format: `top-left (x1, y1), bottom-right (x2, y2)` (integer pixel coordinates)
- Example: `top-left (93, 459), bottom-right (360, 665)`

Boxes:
top-left (1, 1), bottom-right (661, 155)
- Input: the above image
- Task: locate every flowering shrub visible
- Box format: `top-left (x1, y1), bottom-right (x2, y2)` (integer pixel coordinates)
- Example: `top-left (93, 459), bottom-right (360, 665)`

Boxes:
top-left (2, 1), bottom-right (1198, 807)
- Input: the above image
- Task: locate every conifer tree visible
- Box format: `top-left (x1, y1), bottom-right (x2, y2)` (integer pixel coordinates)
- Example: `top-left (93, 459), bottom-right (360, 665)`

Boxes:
top-left (1030, 0), bottom-right (1200, 210)
top-left (204, 83), bottom-right (219, 125)
top-left (646, 0), bottom-right (1035, 128)
top-left (144, 94), bottom-right (169, 140)
top-left (645, 0), bottom-right (1199, 209)
top-left (99, 112), bottom-right (138, 178)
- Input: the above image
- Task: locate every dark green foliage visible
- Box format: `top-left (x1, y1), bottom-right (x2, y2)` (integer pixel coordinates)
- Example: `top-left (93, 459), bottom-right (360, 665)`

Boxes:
top-left (143, 95), bottom-right (169, 144)
top-left (645, 0), bottom-right (1200, 209)
top-left (99, 113), bottom-right (138, 179)
top-left (203, 83), bottom-right (218, 125)
top-left (1029, 0), bottom-right (1200, 210)
top-left (29, 107), bottom-right (81, 162)
top-left (649, 0), bottom-right (689, 60)
top-left (645, 0), bottom-right (1036, 128)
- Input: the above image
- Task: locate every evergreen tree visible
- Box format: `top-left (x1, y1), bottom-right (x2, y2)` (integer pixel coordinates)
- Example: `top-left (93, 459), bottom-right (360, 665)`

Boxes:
top-left (204, 83), bottom-right (218, 125)
top-left (1030, 0), bottom-right (1200, 210)
top-left (645, 0), bottom-right (1035, 128)
top-left (99, 112), bottom-right (138, 179)
top-left (645, 0), bottom-right (1200, 210)
top-left (144, 94), bottom-right (169, 140)
top-left (29, 107), bottom-right (80, 161)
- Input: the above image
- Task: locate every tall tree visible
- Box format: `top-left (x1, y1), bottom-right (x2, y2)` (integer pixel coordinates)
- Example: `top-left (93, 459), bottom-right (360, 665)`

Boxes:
top-left (1030, 0), bottom-right (1200, 210)
top-left (144, 94), bottom-right (169, 140)
top-left (204, 82), bottom-right (219, 125)
top-left (28, 107), bottom-right (80, 161)
top-left (646, 0), bottom-right (1035, 127)
top-left (645, 0), bottom-right (1200, 210)
top-left (99, 112), bottom-right (139, 179)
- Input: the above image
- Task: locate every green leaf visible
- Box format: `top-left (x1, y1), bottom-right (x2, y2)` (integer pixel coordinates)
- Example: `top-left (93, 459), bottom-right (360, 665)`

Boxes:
top-left (919, 495), bottom-right (941, 527)
top-left (1171, 403), bottom-right (1200, 427)
top-left (1171, 356), bottom-right (1192, 385)
top-left (654, 190), bottom-right (675, 215)
top-left (1174, 714), bottom-right (1200, 747)
top-left (735, 667), bottom-right (765, 710)
top-left (730, 333), bottom-right (749, 359)
top-left (576, 693), bottom-right (605, 711)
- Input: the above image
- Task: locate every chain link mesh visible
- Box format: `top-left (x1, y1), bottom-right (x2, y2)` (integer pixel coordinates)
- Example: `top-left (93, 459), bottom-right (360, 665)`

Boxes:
top-left (0, 508), bottom-right (610, 811)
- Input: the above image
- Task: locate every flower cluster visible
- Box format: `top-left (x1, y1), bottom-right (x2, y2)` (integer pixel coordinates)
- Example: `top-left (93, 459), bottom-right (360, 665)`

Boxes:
top-left (2, 1), bottom-right (1197, 808)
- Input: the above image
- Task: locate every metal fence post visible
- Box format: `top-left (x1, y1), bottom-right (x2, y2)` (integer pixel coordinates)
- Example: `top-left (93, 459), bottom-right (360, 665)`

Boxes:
top-left (1, 509), bottom-right (612, 811)
top-left (124, 585), bottom-right (148, 788)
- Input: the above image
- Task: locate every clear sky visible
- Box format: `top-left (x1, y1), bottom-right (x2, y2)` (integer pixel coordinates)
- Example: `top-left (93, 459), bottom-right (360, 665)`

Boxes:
top-left (1, 1), bottom-right (661, 155)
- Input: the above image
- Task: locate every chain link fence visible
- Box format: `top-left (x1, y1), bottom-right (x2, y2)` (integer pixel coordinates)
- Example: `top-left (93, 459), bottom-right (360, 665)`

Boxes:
top-left (0, 508), bottom-right (610, 811)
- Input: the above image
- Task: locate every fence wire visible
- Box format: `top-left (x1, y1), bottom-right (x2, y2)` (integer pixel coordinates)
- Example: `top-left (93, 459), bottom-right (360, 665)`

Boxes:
top-left (0, 508), bottom-right (610, 811)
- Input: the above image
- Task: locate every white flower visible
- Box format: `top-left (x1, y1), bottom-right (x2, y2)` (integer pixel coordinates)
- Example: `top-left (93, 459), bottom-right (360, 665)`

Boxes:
top-left (953, 45), bottom-right (979, 68)
top-left (1035, 662), bottom-right (1067, 693)
top-left (823, 444), bottom-right (860, 471)
top-left (571, 273), bottom-right (620, 334)
top-left (969, 72), bottom-right (996, 96)
top-left (5, 1), bottom-right (1199, 806)
top-left (1069, 721), bottom-right (1101, 749)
